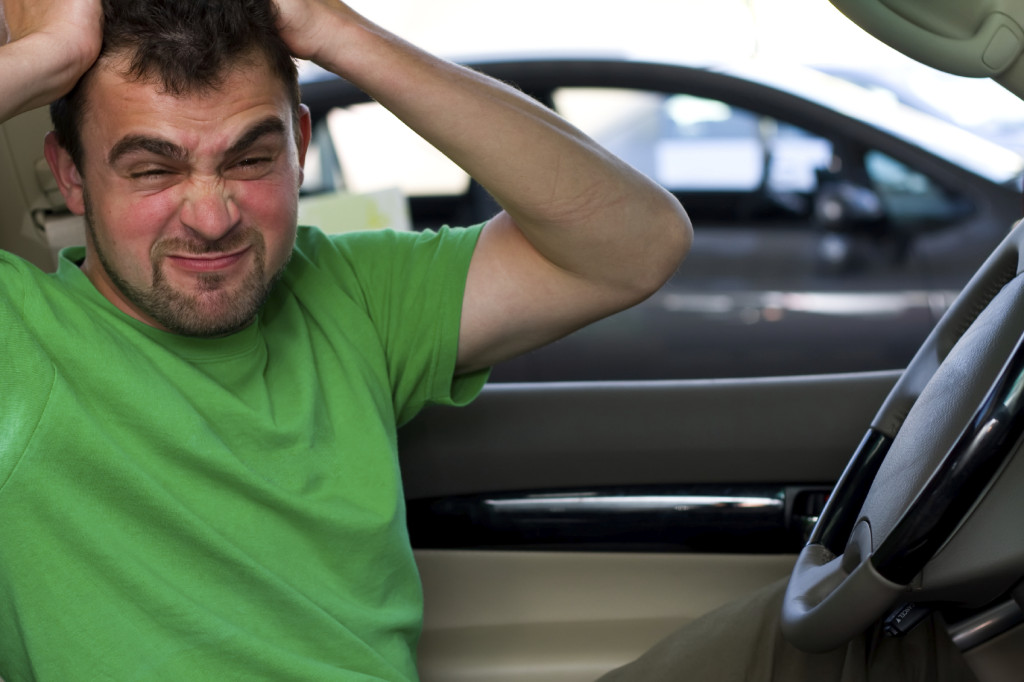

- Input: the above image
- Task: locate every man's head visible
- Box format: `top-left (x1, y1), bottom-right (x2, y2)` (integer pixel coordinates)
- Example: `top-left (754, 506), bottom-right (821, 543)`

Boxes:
top-left (51, 0), bottom-right (301, 171)
top-left (44, 0), bottom-right (311, 338)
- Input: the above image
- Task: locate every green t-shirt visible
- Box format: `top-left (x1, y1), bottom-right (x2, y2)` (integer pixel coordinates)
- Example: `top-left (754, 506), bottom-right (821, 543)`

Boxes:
top-left (0, 225), bottom-right (486, 681)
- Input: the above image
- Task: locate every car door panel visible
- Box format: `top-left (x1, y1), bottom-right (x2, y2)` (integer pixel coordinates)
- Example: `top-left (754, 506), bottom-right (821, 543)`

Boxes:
top-left (415, 550), bottom-right (796, 682)
top-left (399, 370), bottom-right (900, 498)
top-left (401, 371), bottom-right (901, 680)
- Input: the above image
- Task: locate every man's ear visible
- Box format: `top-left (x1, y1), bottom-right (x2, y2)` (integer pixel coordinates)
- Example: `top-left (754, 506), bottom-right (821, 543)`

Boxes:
top-left (296, 103), bottom-right (312, 182)
top-left (43, 132), bottom-right (86, 215)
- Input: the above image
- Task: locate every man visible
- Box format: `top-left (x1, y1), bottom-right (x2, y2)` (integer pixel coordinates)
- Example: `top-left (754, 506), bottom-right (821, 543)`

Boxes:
top-left (0, 0), bottom-right (689, 679)
top-left (0, 2), bottom-right (981, 682)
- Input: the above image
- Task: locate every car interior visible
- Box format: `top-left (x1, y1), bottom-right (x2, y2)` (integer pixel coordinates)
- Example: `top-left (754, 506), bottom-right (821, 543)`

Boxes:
top-left (3, 0), bottom-right (1024, 681)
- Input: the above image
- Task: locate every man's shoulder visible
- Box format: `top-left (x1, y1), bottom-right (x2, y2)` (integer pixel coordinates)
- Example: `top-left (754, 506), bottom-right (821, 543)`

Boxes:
top-left (274, 223), bottom-right (483, 319)
top-left (291, 223), bottom-right (484, 257)
top-left (0, 249), bottom-right (51, 306)
top-left (273, 227), bottom-right (383, 310)
top-left (291, 224), bottom-right (407, 257)
top-left (285, 225), bottom-right (423, 283)
top-left (0, 248), bottom-right (42, 274)
top-left (285, 223), bottom-right (484, 290)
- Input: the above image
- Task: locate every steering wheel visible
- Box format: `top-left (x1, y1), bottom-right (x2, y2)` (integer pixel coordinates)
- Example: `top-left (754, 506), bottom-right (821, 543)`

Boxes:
top-left (780, 219), bottom-right (1024, 652)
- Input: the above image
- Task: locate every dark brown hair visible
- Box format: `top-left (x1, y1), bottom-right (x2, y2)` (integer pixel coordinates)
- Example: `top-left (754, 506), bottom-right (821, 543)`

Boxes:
top-left (50, 0), bottom-right (301, 169)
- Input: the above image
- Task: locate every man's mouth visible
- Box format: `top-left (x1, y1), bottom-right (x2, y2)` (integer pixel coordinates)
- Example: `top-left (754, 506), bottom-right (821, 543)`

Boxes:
top-left (164, 246), bottom-right (252, 273)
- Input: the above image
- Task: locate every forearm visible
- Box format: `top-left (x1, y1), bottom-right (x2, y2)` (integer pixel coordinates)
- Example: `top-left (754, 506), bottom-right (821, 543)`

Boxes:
top-left (0, 0), bottom-right (102, 124)
top-left (0, 35), bottom-right (82, 121)
top-left (275, 1), bottom-right (692, 370)
top-left (307, 12), bottom-right (692, 294)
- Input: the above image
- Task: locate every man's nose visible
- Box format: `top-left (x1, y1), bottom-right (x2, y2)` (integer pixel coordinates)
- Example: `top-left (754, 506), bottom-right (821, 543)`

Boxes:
top-left (179, 178), bottom-right (241, 240)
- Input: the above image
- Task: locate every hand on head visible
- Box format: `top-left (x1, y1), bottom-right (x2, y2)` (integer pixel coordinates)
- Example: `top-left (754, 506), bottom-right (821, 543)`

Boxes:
top-left (0, 0), bottom-right (102, 119)
top-left (2, 0), bottom-right (102, 70)
top-left (0, 0), bottom-right (345, 123)
top-left (271, 0), bottom-right (361, 66)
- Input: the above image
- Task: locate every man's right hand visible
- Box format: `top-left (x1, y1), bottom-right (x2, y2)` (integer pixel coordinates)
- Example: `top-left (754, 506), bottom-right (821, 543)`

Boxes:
top-left (0, 0), bottom-right (102, 121)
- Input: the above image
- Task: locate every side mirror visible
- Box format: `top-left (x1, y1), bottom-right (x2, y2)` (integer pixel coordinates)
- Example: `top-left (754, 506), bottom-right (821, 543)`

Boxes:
top-left (813, 177), bottom-right (890, 271)
top-left (813, 178), bottom-right (885, 231)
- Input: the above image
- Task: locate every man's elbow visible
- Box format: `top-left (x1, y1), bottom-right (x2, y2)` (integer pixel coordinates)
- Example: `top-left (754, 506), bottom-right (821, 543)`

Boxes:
top-left (626, 197), bottom-right (693, 304)
top-left (659, 200), bottom-right (694, 279)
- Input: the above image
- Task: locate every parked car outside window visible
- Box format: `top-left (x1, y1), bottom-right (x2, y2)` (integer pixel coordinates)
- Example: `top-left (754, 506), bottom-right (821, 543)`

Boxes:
top-left (300, 58), bottom-right (1024, 381)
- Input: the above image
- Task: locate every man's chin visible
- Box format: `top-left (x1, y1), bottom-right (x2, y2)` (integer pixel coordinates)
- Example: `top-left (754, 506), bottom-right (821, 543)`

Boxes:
top-left (152, 286), bottom-right (267, 337)
top-left (145, 254), bottom-right (274, 337)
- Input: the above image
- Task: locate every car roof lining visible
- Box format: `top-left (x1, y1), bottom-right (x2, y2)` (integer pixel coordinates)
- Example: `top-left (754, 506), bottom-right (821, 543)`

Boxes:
top-left (830, 0), bottom-right (1024, 100)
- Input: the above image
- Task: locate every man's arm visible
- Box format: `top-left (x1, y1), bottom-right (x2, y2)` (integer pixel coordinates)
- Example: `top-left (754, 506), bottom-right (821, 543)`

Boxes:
top-left (0, 0), bottom-right (102, 123)
top-left (274, 0), bottom-right (693, 374)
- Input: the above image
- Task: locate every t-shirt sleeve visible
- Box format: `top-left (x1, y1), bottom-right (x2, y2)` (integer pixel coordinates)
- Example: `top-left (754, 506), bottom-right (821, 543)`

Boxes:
top-left (313, 225), bottom-right (489, 425)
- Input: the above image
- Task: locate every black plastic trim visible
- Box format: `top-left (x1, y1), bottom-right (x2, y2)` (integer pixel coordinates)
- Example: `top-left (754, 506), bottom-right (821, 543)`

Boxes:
top-left (810, 429), bottom-right (893, 554)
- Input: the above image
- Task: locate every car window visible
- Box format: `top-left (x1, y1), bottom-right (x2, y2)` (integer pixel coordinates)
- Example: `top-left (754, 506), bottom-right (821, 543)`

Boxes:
top-left (864, 149), bottom-right (970, 224)
top-left (486, 85), bottom-right (991, 382)
top-left (324, 101), bottom-right (470, 197)
top-left (551, 88), bottom-right (834, 196)
top-left (302, 69), bottom-right (1009, 383)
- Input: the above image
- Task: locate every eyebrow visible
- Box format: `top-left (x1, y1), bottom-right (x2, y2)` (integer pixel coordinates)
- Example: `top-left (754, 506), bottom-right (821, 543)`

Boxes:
top-left (225, 116), bottom-right (289, 158)
top-left (106, 115), bottom-right (290, 167)
top-left (107, 135), bottom-right (187, 166)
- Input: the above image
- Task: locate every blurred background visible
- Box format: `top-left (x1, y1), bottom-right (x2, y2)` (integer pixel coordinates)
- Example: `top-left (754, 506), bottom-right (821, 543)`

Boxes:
top-left (336, 0), bottom-right (1024, 153)
top-left (298, 0), bottom-right (1024, 382)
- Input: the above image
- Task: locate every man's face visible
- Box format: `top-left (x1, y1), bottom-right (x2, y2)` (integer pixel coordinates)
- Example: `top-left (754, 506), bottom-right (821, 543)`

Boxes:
top-left (46, 56), bottom-right (310, 337)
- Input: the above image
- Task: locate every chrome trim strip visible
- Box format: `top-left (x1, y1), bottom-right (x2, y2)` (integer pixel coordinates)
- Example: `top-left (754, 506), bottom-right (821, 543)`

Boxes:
top-left (485, 494), bottom-right (784, 514)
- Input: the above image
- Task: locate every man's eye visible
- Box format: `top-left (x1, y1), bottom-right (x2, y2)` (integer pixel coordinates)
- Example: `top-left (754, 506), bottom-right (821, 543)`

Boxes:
top-left (229, 156), bottom-right (273, 179)
top-left (130, 168), bottom-right (172, 181)
top-left (235, 155), bottom-right (272, 168)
